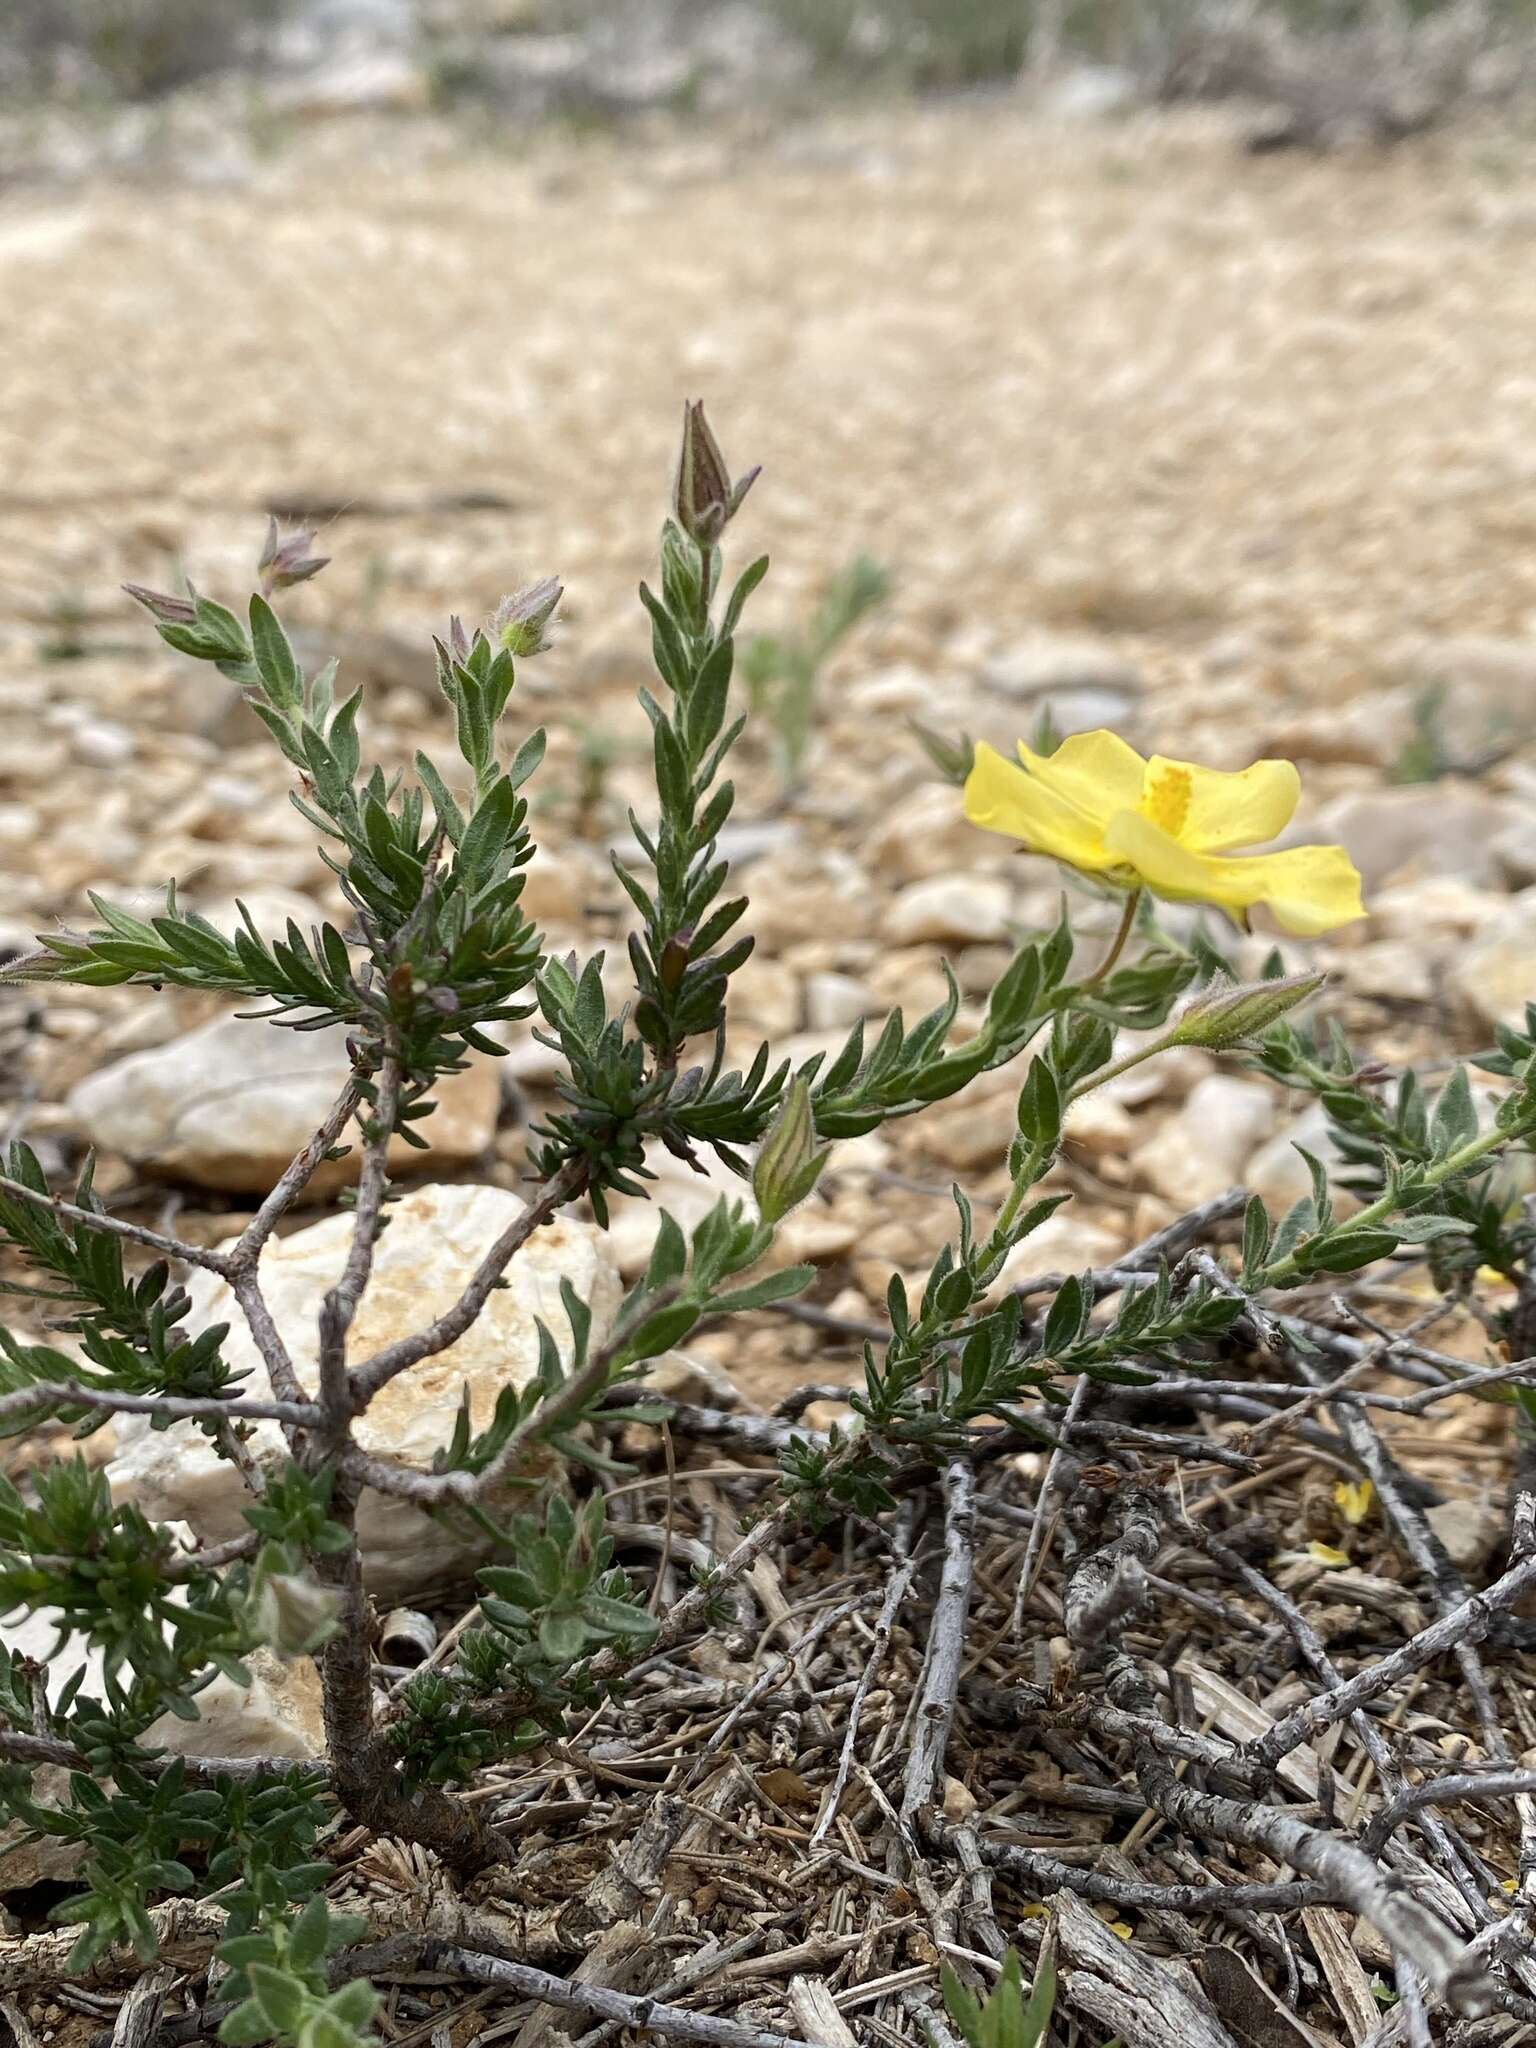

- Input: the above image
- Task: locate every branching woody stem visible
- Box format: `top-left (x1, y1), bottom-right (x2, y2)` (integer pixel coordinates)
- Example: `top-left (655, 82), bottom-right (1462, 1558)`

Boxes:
top-left (222, 1077), bottom-right (373, 1415)
top-left (311, 1468), bottom-right (514, 1876)
top-left (1247, 1543), bottom-right (1536, 1771)
top-left (0, 1382), bottom-right (322, 1429)
top-left (231, 1077), bottom-right (366, 1271)
top-left (229, 1270), bottom-right (309, 1413)
top-left (0, 1728), bottom-right (323, 1785)
top-left (346, 1154), bottom-right (590, 1408)
top-left (317, 1053), bottom-right (401, 1439)
top-left (0, 1175), bottom-right (230, 1275)
top-left (342, 1297), bottom-right (674, 1509)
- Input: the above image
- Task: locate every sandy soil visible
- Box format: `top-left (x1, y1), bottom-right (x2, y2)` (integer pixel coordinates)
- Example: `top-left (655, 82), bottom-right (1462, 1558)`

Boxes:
top-left (3, 100), bottom-right (1535, 676)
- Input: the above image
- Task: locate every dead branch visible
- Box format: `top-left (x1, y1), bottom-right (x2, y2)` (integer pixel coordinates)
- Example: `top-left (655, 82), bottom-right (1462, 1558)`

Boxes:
top-left (812, 1554), bottom-right (917, 1847)
top-left (1105, 1656), bottom-right (1495, 2014)
top-left (1361, 1772), bottom-right (1536, 1861)
top-left (901, 1456), bottom-right (976, 1821)
top-left (355, 1940), bottom-right (811, 2048)
top-left (1248, 1544), bottom-right (1536, 1773)
top-left (1063, 1487), bottom-right (1161, 1659)
top-left (931, 1819), bottom-right (1324, 1919)
top-left (1050, 1888), bottom-right (1241, 2048)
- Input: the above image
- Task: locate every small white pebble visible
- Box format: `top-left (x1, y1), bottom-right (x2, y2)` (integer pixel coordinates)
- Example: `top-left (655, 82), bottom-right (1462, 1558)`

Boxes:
top-left (73, 719), bottom-right (136, 768)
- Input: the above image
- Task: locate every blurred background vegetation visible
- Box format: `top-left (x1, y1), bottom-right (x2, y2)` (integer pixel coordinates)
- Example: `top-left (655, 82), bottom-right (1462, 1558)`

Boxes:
top-left (3, 0), bottom-right (1533, 127)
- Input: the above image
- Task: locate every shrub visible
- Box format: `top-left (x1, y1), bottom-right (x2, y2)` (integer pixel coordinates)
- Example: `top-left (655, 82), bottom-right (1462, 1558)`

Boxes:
top-left (2, 404), bottom-right (1535, 2031)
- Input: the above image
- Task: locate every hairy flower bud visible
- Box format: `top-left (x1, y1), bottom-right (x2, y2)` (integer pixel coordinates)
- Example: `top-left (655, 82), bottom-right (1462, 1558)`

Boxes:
top-left (752, 1075), bottom-right (827, 1227)
top-left (1171, 972), bottom-right (1325, 1050)
top-left (123, 581), bottom-right (247, 663)
top-left (258, 517), bottom-right (329, 596)
top-left (673, 400), bottom-right (759, 549)
top-left (491, 576), bottom-right (562, 657)
top-left (248, 1570), bottom-right (342, 1656)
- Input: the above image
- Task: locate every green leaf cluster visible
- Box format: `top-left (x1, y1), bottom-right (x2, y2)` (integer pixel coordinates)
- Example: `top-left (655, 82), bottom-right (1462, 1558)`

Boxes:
top-left (0, 1143), bottom-right (242, 1441)
top-left (220, 1894), bottom-right (376, 2048)
top-left (942, 1949), bottom-right (1056, 2048)
top-left (388, 1492), bottom-right (656, 1785)
top-left (0, 1459), bottom-right (251, 1717)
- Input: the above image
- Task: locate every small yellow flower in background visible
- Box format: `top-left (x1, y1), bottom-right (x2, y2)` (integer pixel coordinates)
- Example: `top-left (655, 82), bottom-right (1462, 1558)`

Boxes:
top-left (1334, 1478), bottom-right (1374, 1526)
top-left (964, 730), bottom-right (1365, 937)
top-left (1307, 1541), bottom-right (1351, 1569)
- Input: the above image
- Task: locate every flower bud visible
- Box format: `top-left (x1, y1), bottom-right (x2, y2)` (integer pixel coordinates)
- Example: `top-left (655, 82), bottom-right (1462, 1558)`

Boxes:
top-left (124, 582), bottom-right (246, 662)
top-left (752, 1075), bottom-right (827, 1227)
top-left (491, 576), bottom-right (562, 657)
top-left (258, 517), bottom-right (329, 596)
top-left (1171, 972), bottom-right (1325, 1050)
top-left (673, 400), bottom-right (759, 549)
top-left (248, 1571), bottom-right (341, 1656)
top-left (907, 719), bottom-right (975, 788)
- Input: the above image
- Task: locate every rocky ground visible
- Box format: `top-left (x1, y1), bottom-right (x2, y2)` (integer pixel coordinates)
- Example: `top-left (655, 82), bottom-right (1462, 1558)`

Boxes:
top-left (4, 85), bottom-right (1536, 2043)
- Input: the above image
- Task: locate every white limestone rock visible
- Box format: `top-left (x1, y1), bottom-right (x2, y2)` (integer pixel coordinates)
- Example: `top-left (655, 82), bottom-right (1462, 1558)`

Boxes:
top-left (1132, 1075), bottom-right (1277, 1206)
top-left (68, 1009), bottom-right (501, 1195)
top-left (882, 874), bottom-right (1013, 946)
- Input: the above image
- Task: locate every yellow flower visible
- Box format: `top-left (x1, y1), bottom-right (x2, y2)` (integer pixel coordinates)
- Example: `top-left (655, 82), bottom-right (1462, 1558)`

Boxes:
top-left (963, 731), bottom-right (1365, 937)
top-left (1333, 1478), bottom-right (1374, 1526)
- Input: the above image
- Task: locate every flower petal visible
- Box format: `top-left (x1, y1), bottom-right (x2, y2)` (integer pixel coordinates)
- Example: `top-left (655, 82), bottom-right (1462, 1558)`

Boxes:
top-left (1016, 729), bottom-right (1147, 830)
top-left (964, 742), bottom-right (1119, 872)
top-left (1233, 845), bottom-right (1368, 935)
top-left (1102, 810), bottom-right (1365, 934)
top-left (1146, 755), bottom-right (1301, 852)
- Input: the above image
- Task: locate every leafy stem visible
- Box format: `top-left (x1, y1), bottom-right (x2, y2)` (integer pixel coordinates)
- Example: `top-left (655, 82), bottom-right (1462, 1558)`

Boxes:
top-left (1258, 1121), bottom-right (1527, 1289)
